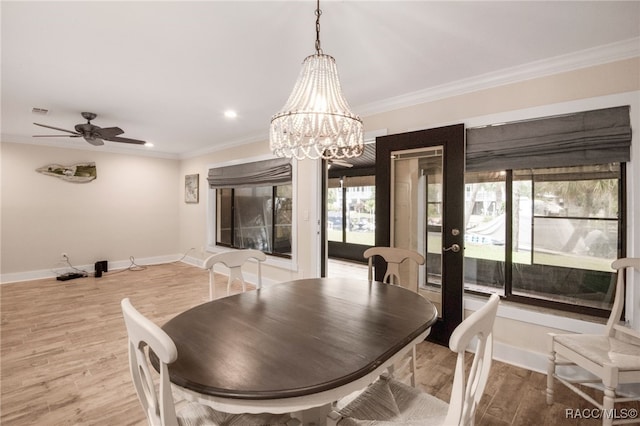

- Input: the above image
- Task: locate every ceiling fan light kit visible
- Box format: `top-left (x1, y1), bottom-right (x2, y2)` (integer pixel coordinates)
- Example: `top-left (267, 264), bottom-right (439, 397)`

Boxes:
top-left (270, 0), bottom-right (364, 160)
top-left (33, 112), bottom-right (147, 147)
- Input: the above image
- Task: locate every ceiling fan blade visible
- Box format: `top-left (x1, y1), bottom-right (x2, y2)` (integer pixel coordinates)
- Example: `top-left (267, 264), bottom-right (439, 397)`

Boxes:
top-left (96, 127), bottom-right (124, 138)
top-left (85, 137), bottom-right (104, 146)
top-left (33, 122), bottom-right (80, 135)
top-left (105, 136), bottom-right (146, 145)
top-left (33, 134), bottom-right (82, 138)
top-left (330, 159), bottom-right (354, 168)
top-left (34, 117), bottom-right (145, 146)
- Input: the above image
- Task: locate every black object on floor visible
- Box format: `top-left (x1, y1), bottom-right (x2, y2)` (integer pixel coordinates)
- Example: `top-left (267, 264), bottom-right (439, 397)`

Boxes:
top-left (57, 272), bottom-right (85, 281)
top-left (94, 260), bottom-right (108, 277)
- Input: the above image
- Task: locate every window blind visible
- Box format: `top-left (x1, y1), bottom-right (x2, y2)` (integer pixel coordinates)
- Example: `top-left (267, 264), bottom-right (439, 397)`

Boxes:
top-left (466, 106), bottom-right (631, 172)
top-left (207, 158), bottom-right (292, 188)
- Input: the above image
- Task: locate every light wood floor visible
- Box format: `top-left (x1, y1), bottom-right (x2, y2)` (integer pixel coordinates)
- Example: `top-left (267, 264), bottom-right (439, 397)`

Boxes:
top-left (1, 262), bottom-right (637, 425)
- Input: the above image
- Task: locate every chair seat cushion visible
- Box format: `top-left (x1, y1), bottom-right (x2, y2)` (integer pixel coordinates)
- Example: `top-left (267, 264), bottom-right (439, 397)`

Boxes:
top-left (177, 402), bottom-right (293, 426)
top-left (554, 334), bottom-right (640, 370)
top-left (336, 376), bottom-right (449, 425)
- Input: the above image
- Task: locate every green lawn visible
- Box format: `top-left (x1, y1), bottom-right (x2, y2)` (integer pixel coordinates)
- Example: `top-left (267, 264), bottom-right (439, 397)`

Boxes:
top-left (328, 230), bottom-right (374, 246)
top-left (328, 230), bottom-right (611, 271)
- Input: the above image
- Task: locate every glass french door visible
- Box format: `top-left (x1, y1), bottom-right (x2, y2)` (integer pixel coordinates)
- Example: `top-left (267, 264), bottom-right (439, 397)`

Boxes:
top-left (375, 124), bottom-right (465, 344)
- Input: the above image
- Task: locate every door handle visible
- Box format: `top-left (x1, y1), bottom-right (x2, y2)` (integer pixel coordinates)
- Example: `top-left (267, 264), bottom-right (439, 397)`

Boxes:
top-left (443, 243), bottom-right (460, 253)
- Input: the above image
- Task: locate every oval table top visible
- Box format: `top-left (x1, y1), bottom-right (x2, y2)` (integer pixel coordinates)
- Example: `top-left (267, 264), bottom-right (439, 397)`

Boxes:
top-left (160, 277), bottom-right (437, 400)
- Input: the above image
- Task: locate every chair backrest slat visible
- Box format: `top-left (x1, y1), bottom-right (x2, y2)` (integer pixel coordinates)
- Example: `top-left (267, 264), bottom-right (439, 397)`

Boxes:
top-left (121, 298), bottom-right (179, 426)
top-left (445, 293), bottom-right (500, 426)
top-left (363, 246), bottom-right (425, 291)
top-left (203, 249), bottom-right (267, 299)
top-left (606, 258), bottom-right (640, 338)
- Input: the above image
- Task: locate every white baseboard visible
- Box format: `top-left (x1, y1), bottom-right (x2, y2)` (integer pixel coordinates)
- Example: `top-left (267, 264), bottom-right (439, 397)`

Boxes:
top-left (464, 294), bottom-right (604, 374)
top-left (1, 254), bottom-right (185, 284)
top-left (464, 296), bottom-right (640, 397)
top-left (181, 255), bottom-right (203, 268)
top-left (491, 339), bottom-right (548, 374)
top-left (492, 339), bottom-right (640, 396)
top-left (0, 254), bottom-right (284, 286)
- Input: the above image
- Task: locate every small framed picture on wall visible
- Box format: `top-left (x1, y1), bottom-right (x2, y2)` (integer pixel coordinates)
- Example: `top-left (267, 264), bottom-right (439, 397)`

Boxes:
top-left (185, 174), bottom-right (199, 203)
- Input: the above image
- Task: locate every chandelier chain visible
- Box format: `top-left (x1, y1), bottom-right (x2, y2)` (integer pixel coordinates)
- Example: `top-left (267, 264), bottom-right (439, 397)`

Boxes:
top-left (315, 0), bottom-right (322, 54)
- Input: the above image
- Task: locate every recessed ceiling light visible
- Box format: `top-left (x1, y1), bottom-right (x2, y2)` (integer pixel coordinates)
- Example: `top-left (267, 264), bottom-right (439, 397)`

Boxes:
top-left (224, 110), bottom-right (237, 119)
top-left (144, 142), bottom-right (154, 147)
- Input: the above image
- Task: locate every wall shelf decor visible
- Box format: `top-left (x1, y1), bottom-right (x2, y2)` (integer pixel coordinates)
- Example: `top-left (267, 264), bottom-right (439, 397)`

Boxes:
top-left (36, 162), bottom-right (96, 183)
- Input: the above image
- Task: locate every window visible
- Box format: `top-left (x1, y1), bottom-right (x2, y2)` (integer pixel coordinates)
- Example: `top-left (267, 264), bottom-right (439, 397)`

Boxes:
top-left (208, 158), bottom-right (292, 258)
top-left (465, 106), bottom-right (631, 316)
top-left (327, 175), bottom-right (375, 246)
top-left (464, 164), bottom-right (623, 314)
top-left (216, 185), bottom-right (292, 256)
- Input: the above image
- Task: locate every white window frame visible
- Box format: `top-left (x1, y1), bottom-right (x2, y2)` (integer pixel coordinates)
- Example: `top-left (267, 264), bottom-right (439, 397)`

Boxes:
top-left (206, 155), bottom-right (298, 271)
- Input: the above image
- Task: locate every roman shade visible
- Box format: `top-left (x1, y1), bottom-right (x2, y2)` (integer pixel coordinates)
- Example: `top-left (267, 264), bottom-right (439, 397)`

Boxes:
top-left (207, 158), bottom-right (292, 189)
top-left (466, 106), bottom-right (631, 172)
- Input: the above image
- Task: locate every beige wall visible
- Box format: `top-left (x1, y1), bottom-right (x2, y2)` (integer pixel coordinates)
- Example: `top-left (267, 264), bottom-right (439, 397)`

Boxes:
top-left (4, 59), bottom-right (635, 285)
top-left (1, 143), bottom-right (180, 280)
top-left (364, 58), bottom-right (639, 134)
top-left (3, 60), bottom-right (635, 281)
top-left (2, 58), bottom-right (638, 371)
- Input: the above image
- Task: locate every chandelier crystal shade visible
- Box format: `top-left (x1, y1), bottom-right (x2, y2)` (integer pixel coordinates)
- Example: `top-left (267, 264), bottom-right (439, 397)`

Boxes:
top-left (270, 2), bottom-right (364, 160)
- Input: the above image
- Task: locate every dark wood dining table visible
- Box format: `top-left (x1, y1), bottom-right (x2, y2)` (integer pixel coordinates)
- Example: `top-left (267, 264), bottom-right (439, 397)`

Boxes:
top-left (156, 277), bottom-right (438, 424)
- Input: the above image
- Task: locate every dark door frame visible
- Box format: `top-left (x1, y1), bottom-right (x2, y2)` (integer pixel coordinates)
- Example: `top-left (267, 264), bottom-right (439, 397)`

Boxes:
top-left (375, 124), bottom-right (465, 345)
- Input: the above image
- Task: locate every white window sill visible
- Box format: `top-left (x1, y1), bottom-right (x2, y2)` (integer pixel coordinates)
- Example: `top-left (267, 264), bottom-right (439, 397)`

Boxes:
top-left (464, 293), bottom-right (607, 335)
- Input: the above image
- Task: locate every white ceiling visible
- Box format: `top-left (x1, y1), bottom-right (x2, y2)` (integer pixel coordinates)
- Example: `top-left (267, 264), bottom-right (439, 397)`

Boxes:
top-left (2, 1), bottom-right (639, 158)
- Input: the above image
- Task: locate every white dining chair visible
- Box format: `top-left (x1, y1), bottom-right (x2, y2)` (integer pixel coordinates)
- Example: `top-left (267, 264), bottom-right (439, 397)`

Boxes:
top-left (328, 293), bottom-right (500, 426)
top-left (363, 246), bottom-right (425, 386)
top-left (363, 246), bottom-right (425, 290)
top-left (120, 298), bottom-right (296, 426)
top-left (547, 257), bottom-right (640, 426)
top-left (203, 249), bottom-right (266, 300)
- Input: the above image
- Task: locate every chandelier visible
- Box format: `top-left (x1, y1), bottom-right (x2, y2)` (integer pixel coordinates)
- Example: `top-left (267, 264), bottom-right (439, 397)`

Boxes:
top-left (270, 0), bottom-right (364, 160)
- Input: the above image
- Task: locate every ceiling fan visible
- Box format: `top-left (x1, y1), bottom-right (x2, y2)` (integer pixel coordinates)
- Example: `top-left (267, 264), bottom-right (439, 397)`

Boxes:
top-left (33, 112), bottom-right (146, 146)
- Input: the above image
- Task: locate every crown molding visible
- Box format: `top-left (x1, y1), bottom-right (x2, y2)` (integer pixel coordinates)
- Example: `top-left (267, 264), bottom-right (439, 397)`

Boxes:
top-left (7, 38), bottom-right (637, 160)
top-left (356, 37), bottom-right (640, 118)
top-left (182, 38), bottom-right (639, 158)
